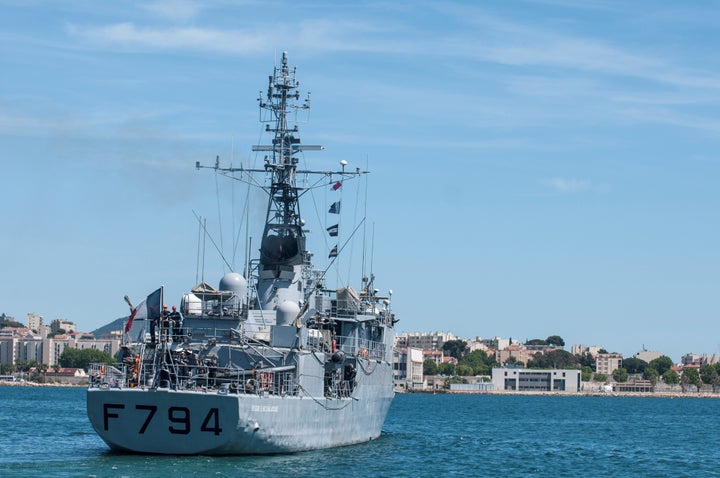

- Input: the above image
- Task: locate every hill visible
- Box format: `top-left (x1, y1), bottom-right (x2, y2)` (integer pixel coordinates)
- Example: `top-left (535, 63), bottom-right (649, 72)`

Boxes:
top-left (90, 317), bottom-right (126, 338)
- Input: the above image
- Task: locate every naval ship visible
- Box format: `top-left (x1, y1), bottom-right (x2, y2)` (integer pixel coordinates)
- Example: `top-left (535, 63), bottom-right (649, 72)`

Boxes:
top-left (86, 53), bottom-right (397, 454)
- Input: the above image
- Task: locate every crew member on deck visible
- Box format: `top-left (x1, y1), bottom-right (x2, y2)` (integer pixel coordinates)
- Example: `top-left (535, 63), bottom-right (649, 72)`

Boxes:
top-left (161, 304), bottom-right (171, 342)
top-left (169, 305), bottom-right (184, 340)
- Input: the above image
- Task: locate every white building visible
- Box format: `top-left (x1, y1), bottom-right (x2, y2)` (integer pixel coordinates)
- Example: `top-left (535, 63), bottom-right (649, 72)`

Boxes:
top-left (571, 344), bottom-right (603, 357)
top-left (0, 328), bottom-right (120, 367)
top-left (27, 313), bottom-right (43, 331)
top-left (50, 319), bottom-right (76, 334)
top-left (393, 347), bottom-right (424, 390)
top-left (401, 331), bottom-right (457, 352)
top-left (469, 336), bottom-right (513, 352)
top-left (492, 367), bottom-right (581, 392)
top-left (596, 353), bottom-right (623, 376)
top-left (633, 350), bottom-right (662, 363)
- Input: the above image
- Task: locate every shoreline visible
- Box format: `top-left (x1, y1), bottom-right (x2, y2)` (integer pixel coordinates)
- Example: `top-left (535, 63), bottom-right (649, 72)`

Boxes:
top-left (0, 381), bottom-right (84, 388)
top-left (5, 381), bottom-right (719, 398)
top-left (403, 389), bottom-right (720, 399)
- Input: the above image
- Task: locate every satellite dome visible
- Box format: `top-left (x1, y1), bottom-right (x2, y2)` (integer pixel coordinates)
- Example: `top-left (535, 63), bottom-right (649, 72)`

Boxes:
top-left (276, 301), bottom-right (300, 326)
top-left (219, 272), bottom-right (247, 295)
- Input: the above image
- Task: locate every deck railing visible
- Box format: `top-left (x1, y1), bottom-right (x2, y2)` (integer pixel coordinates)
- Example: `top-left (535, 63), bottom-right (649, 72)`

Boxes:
top-left (88, 362), bottom-right (298, 396)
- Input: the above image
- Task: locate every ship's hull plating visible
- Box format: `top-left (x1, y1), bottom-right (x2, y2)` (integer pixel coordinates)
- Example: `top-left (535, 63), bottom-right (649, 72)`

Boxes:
top-left (87, 368), bottom-right (394, 455)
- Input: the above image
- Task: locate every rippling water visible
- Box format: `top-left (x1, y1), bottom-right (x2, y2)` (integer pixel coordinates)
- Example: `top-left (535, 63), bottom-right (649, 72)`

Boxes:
top-left (0, 387), bottom-right (717, 477)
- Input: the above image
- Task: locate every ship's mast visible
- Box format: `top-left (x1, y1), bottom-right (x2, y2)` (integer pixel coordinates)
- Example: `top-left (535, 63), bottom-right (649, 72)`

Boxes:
top-left (253, 52), bottom-right (322, 269)
top-left (196, 52), bottom-right (366, 311)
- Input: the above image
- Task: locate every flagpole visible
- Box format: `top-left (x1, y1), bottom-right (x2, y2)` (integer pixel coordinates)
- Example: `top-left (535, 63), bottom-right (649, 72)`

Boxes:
top-left (123, 295), bottom-right (134, 345)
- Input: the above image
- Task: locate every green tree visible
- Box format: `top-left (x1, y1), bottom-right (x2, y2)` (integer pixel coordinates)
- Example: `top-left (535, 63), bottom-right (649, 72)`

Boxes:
top-left (663, 369), bottom-right (680, 385)
top-left (59, 348), bottom-right (114, 371)
top-left (525, 339), bottom-right (548, 346)
top-left (648, 356), bottom-right (673, 376)
top-left (438, 362), bottom-right (456, 376)
top-left (581, 366), bottom-right (592, 382)
top-left (443, 375), bottom-right (466, 388)
top-left (576, 352), bottom-right (595, 369)
top-left (594, 373), bottom-right (607, 383)
top-left (546, 335), bottom-right (565, 347)
top-left (681, 367), bottom-right (702, 392)
top-left (423, 359), bottom-right (438, 376)
top-left (442, 340), bottom-right (468, 360)
top-left (504, 356), bottom-right (524, 367)
top-left (622, 358), bottom-right (647, 374)
top-left (459, 350), bottom-right (494, 376)
top-left (527, 350), bottom-right (578, 369)
top-left (456, 365), bottom-right (474, 376)
top-left (643, 367), bottom-right (659, 385)
top-left (700, 364), bottom-right (719, 392)
top-left (15, 359), bottom-right (42, 372)
top-left (613, 368), bottom-right (629, 383)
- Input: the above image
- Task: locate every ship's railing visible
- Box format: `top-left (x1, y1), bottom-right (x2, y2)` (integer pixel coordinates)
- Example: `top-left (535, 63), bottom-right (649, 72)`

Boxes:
top-left (88, 363), bottom-right (127, 389)
top-left (334, 334), bottom-right (387, 362)
top-left (324, 373), bottom-right (356, 399)
top-left (136, 326), bottom-right (237, 345)
top-left (88, 362), bottom-right (298, 396)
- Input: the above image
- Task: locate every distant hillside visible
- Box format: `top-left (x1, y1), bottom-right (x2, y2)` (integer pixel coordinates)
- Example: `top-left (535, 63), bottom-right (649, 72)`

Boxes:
top-left (0, 316), bottom-right (25, 329)
top-left (90, 317), bottom-right (126, 338)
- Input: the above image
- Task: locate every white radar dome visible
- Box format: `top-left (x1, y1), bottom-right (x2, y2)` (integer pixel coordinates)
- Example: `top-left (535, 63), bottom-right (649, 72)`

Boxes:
top-left (219, 272), bottom-right (247, 296)
top-left (276, 301), bottom-right (300, 326)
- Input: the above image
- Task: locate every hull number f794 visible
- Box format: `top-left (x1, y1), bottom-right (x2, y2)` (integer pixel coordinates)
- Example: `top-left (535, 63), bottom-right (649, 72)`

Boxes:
top-left (103, 404), bottom-right (223, 436)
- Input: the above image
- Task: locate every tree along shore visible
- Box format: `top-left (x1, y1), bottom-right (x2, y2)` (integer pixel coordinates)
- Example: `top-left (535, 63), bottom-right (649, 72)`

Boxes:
top-left (404, 388), bottom-right (720, 398)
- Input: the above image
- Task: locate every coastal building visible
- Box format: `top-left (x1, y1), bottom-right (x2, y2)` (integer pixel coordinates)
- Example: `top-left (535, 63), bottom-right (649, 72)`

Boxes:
top-left (679, 353), bottom-right (719, 366)
top-left (571, 344), bottom-right (603, 358)
top-left (422, 349), bottom-right (444, 365)
top-left (0, 330), bottom-right (15, 365)
top-left (495, 344), bottom-right (536, 366)
top-left (613, 380), bottom-right (654, 393)
top-left (50, 319), bottom-right (76, 334)
top-left (393, 347), bottom-right (424, 391)
top-left (633, 349), bottom-right (662, 363)
top-left (0, 328), bottom-right (43, 365)
top-left (465, 339), bottom-right (491, 353)
top-left (449, 382), bottom-right (496, 392)
top-left (468, 336), bottom-right (514, 352)
top-left (596, 353), bottom-right (623, 376)
top-left (42, 334), bottom-right (120, 366)
top-left (26, 313), bottom-right (43, 331)
top-left (0, 327), bottom-right (120, 367)
top-left (491, 367), bottom-right (581, 392)
top-left (402, 331), bottom-right (457, 352)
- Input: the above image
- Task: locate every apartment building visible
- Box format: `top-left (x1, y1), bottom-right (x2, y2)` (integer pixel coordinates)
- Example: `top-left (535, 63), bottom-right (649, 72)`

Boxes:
top-left (596, 353), bottom-right (623, 376)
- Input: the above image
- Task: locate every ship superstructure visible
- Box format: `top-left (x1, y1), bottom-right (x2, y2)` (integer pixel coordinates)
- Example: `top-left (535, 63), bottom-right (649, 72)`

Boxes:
top-left (86, 53), bottom-right (396, 454)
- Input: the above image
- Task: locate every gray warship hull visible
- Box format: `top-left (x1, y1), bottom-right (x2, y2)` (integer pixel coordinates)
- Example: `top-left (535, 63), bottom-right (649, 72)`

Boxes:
top-left (87, 366), bottom-right (393, 454)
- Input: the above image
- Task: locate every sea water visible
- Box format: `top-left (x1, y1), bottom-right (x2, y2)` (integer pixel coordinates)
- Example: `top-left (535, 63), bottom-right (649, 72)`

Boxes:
top-left (0, 386), bottom-right (717, 477)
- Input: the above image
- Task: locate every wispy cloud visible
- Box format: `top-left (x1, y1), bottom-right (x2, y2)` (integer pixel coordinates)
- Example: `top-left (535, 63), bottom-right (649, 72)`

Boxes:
top-left (427, 3), bottom-right (720, 92)
top-left (141, 0), bottom-right (206, 22)
top-left (543, 177), bottom-right (606, 193)
top-left (64, 22), bottom-right (268, 54)
top-left (63, 17), bottom-right (397, 55)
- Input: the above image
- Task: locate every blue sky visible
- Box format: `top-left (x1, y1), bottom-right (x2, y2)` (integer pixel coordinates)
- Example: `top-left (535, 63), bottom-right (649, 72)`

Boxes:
top-left (1, 1), bottom-right (719, 362)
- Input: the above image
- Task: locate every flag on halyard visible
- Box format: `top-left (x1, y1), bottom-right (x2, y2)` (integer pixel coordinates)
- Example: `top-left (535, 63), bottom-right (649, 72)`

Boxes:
top-left (332, 181), bottom-right (342, 191)
top-left (328, 245), bottom-right (338, 258)
top-left (327, 224), bottom-right (339, 237)
top-left (329, 201), bottom-right (341, 214)
top-left (125, 287), bottom-right (163, 333)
